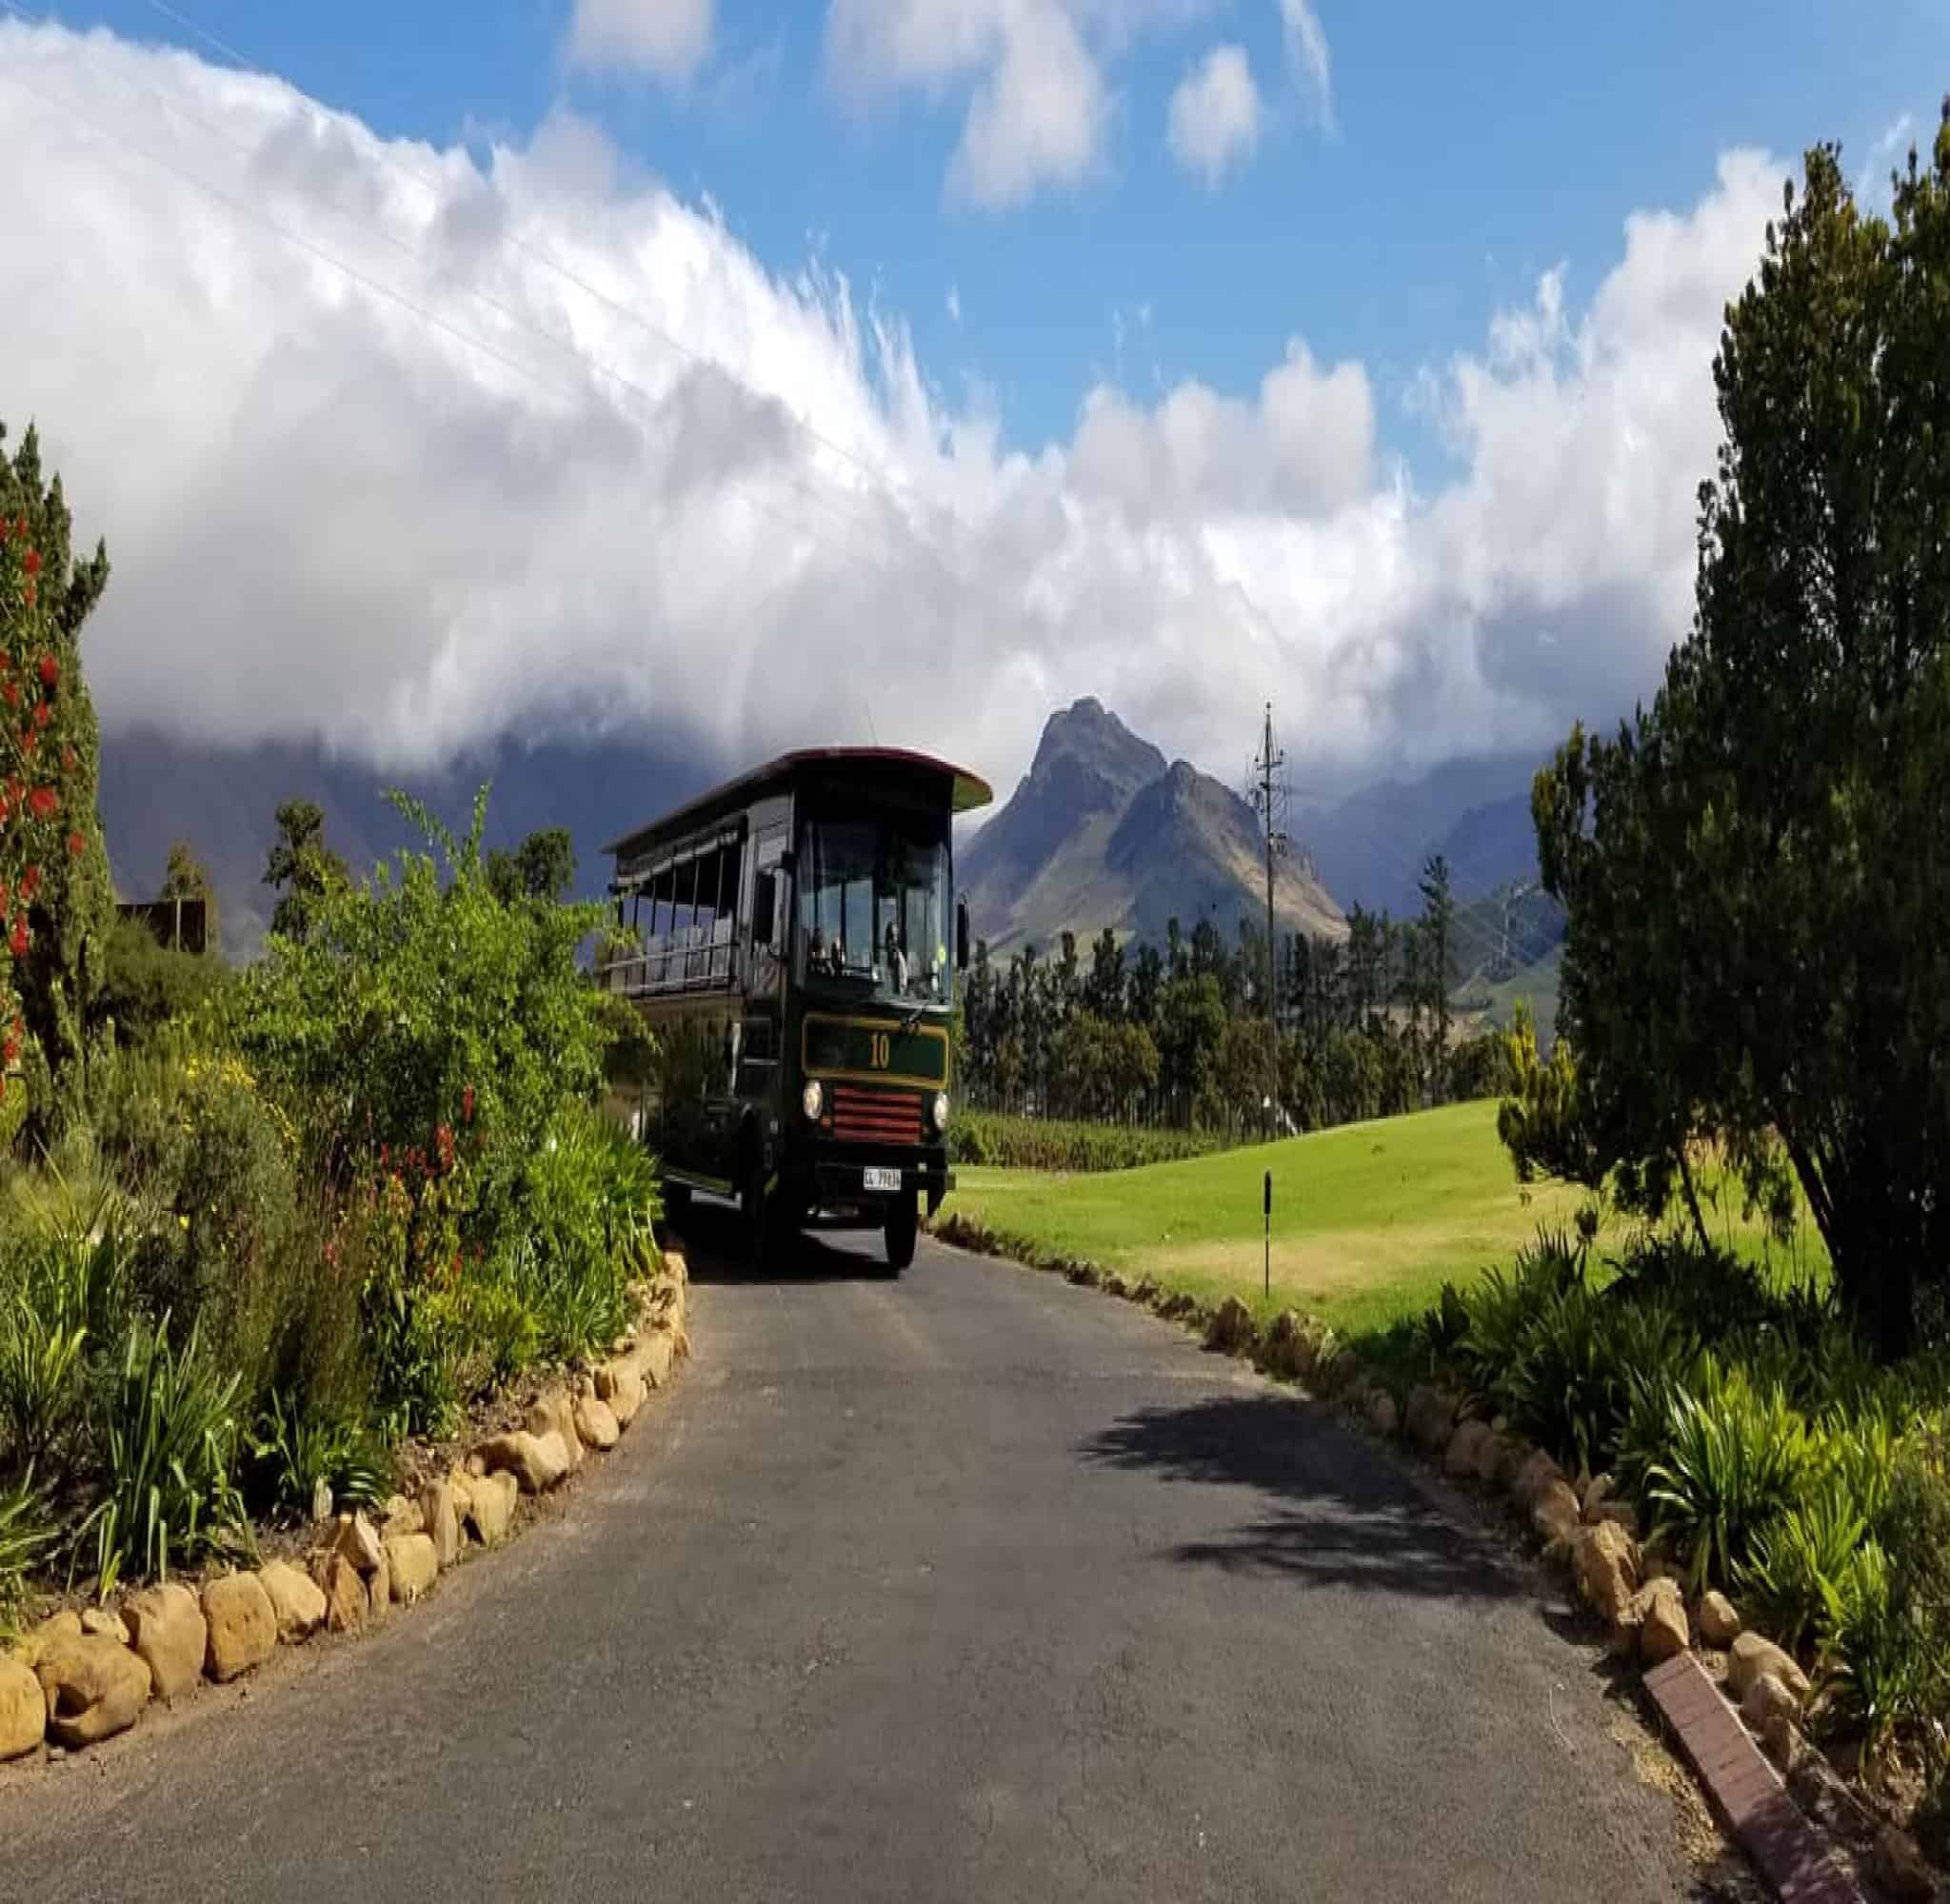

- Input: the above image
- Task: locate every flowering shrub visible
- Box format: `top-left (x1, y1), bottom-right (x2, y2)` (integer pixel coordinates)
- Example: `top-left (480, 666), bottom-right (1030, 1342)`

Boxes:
top-left (220, 787), bottom-right (658, 1433)
top-left (0, 512), bottom-right (69, 1124)
top-left (0, 420), bottom-right (114, 1150)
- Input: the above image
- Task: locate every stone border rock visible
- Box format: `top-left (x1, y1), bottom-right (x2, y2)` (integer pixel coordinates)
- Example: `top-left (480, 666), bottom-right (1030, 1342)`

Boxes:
top-left (1, 1250), bottom-right (691, 1771)
top-left (930, 1213), bottom-right (1928, 1903)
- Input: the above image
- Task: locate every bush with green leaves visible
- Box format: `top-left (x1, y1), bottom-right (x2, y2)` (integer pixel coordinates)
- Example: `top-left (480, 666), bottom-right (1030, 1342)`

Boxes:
top-left (1814, 1541), bottom-right (1922, 1765)
top-left (222, 788), bottom-right (608, 1218)
top-left (1432, 1227), bottom-right (1701, 1476)
top-left (96, 915), bottom-right (227, 1051)
top-left (82, 1311), bottom-right (250, 1594)
top-left (0, 1180), bottom-right (134, 1472)
top-left (1738, 1477), bottom-right (1872, 1652)
top-left (948, 1110), bottom-right (1230, 1172)
top-left (1639, 1363), bottom-right (1814, 1593)
top-left (502, 1101), bottom-right (662, 1365)
top-left (0, 1471), bottom-right (53, 1635)
top-left (215, 788), bottom-right (645, 1426)
top-left (246, 1390), bottom-right (388, 1523)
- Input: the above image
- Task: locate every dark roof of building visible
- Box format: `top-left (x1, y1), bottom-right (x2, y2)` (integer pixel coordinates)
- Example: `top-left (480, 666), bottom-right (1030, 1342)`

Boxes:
top-left (602, 746), bottom-right (994, 860)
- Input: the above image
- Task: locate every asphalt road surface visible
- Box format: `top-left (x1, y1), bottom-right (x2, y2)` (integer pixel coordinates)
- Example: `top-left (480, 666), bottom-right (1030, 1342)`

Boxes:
top-left (1, 1220), bottom-right (1732, 1903)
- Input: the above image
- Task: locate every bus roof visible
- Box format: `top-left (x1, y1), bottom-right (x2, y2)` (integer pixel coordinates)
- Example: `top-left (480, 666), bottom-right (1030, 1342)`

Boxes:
top-left (602, 746), bottom-right (994, 860)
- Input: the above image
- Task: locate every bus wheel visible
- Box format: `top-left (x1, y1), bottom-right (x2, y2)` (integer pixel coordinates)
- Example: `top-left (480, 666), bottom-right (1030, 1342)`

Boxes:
top-left (661, 1181), bottom-right (691, 1227)
top-left (883, 1197), bottom-right (917, 1274)
top-left (741, 1157), bottom-right (777, 1271)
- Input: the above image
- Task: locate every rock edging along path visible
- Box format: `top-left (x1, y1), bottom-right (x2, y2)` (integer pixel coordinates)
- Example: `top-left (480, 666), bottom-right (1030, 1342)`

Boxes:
top-left (0, 1252), bottom-right (691, 1771)
top-left (931, 1211), bottom-right (1916, 1904)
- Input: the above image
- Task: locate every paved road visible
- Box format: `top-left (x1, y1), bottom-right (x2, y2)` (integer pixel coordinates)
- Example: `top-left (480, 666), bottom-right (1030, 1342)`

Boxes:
top-left (2, 1222), bottom-right (1728, 1902)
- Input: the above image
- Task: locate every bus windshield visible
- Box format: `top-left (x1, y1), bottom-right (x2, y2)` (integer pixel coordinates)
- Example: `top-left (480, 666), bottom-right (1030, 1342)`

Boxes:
top-left (796, 808), bottom-right (952, 1005)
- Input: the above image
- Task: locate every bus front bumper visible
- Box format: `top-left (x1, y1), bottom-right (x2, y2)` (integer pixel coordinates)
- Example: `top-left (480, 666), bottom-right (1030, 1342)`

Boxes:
top-left (805, 1155), bottom-right (954, 1215)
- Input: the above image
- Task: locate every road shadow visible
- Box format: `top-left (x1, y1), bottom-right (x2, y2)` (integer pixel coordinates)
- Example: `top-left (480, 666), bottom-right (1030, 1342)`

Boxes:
top-left (671, 1199), bottom-right (902, 1287)
top-left (1081, 1392), bottom-right (1529, 1604)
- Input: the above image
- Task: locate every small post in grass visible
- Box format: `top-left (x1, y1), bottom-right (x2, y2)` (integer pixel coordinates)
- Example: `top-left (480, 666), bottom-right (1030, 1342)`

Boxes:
top-left (1263, 1168), bottom-right (1272, 1301)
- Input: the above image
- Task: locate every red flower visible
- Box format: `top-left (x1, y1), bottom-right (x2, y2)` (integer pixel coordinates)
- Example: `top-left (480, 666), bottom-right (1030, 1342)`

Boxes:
top-left (8, 918), bottom-right (26, 961)
top-left (435, 1123), bottom-right (454, 1171)
top-left (60, 745), bottom-right (76, 773)
top-left (1, 684), bottom-right (15, 710)
top-left (66, 830), bottom-right (87, 859)
top-left (36, 654), bottom-right (55, 688)
top-left (19, 865), bottom-right (40, 902)
top-left (31, 701), bottom-right (50, 730)
top-left (461, 1083), bottom-right (475, 1124)
top-left (11, 516), bottom-right (24, 537)
top-left (27, 786), bottom-right (56, 820)
top-left (23, 549), bottom-right (40, 578)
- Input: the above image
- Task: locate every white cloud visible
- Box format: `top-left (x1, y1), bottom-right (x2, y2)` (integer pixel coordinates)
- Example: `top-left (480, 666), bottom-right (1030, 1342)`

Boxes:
top-left (1278, 0), bottom-right (1332, 130)
top-left (1167, 44), bottom-right (1261, 186)
top-left (1072, 341), bottom-right (1371, 514)
top-left (946, 283), bottom-right (962, 323)
top-left (566, 0), bottom-right (714, 81)
top-left (826, 0), bottom-right (1107, 208)
top-left (0, 21), bottom-right (1786, 810)
top-left (824, 0), bottom-right (1211, 208)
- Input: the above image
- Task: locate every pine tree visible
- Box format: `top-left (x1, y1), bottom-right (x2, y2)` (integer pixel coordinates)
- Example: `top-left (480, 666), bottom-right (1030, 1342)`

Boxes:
top-left (265, 799), bottom-right (349, 942)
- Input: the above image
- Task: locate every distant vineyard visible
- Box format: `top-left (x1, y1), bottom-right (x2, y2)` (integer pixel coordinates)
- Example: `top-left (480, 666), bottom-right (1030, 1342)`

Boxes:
top-left (948, 1110), bottom-right (1233, 1173)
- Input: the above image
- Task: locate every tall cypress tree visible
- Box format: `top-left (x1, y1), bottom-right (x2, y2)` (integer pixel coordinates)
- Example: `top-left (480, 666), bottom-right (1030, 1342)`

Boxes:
top-left (1, 422), bottom-right (112, 1148)
top-left (1418, 853), bottom-right (1456, 1102)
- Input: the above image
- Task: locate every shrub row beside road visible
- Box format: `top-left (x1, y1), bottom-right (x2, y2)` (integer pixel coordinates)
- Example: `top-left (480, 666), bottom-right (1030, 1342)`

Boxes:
top-left (0, 420), bottom-right (663, 1634)
top-left (0, 1258), bottom-right (688, 1764)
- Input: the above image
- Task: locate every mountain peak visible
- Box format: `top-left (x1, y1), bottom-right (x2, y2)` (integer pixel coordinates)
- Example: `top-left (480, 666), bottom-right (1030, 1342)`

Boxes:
top-left (1028, 697), bottom-right (1166, 793)
top-left (961, 702), bottom-right (1343, 952)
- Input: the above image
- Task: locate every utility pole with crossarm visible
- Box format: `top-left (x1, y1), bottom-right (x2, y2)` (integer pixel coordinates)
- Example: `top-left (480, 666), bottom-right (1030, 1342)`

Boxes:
top-left (1249, 704), bottom-right (1287, 1142)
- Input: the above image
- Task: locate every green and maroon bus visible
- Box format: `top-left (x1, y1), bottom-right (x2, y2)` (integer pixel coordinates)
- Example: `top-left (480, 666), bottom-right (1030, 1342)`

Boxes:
top-left (600, 747), bottom-right (991, 1271)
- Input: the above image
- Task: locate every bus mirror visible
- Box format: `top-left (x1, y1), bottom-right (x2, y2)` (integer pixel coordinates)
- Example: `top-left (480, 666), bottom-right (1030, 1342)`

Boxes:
top-left (956, 897), bottom-right (971, 972)
top-left (752, 868), bottom-right (779, 952)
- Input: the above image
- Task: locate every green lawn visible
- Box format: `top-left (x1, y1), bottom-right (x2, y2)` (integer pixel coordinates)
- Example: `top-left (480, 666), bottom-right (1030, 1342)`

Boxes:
top-left (940, 1100), bottom-right (1825, 1337)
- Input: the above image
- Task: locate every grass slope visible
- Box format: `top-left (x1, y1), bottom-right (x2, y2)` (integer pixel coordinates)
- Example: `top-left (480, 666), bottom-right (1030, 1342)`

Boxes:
top-left (941, 1100), bottom-right (1822, 1336)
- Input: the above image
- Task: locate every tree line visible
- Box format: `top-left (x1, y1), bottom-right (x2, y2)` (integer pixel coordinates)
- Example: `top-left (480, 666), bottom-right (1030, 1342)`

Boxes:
top-left (957, 853), bottom-right (1511, 1135)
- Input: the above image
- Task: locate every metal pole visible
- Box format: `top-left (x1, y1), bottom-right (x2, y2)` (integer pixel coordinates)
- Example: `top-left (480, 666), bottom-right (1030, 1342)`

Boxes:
top-left (1264, 1168), bottom-right (1272, 1301)
top-left (1255, 703), bottom-right (1283, 1144)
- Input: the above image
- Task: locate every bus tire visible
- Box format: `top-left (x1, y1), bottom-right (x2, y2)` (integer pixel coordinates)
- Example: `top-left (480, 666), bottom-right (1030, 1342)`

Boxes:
top-left (883, 1197), bottom-right (917, 1274)
top-left (661, 1180), bottom-right (691, 1226)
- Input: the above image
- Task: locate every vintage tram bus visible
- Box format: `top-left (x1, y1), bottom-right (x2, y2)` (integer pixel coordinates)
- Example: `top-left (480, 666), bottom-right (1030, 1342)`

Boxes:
top-left (601, 747), bottom-right (991, 1271)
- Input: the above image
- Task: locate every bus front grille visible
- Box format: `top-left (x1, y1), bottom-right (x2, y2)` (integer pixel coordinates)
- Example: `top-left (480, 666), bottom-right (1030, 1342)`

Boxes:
top-left (830, 1085), bottom-right (921, 1146)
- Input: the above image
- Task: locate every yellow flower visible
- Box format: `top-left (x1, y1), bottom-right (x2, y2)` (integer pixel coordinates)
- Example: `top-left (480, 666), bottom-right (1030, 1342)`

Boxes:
top-left (177, 1213), bottom-right (189, 1231)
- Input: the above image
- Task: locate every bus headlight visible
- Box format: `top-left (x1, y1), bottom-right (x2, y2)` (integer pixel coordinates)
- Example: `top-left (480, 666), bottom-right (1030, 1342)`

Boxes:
top-left (931, 1092), bottom-right (950, 1133)
top-left (802, 1081), bottom-right (824, 1121)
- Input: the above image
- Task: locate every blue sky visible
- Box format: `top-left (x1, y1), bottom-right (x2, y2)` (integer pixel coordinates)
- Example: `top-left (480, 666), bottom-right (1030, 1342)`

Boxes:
top-left (50, 0), bottom-right (1941, 467)
top-left (5, 3), bottom-right (1946, 797)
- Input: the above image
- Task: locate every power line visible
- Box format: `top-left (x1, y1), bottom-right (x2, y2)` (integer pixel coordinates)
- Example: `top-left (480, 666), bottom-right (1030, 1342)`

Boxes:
top-left (0, 5), bottom-right (975, 621)
top-left (135, 0), bottom-right (967, 562)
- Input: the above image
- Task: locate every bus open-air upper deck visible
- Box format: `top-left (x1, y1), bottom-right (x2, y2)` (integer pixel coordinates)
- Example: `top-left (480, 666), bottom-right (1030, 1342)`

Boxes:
top-left (601, 745), bottom-right (991, 1271)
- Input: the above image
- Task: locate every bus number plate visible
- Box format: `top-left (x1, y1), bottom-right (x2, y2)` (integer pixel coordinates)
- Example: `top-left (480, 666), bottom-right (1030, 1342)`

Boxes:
top-left (863, 1166), bottom-right (903, 1193)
